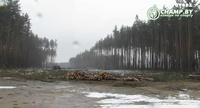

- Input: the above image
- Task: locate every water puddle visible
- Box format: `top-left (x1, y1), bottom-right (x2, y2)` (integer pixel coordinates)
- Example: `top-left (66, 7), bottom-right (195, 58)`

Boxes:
top-left (55, 85), bottom-right (70, 89)
top-left (0, 86), bottom-right (16, 89)
top-left (84, 92), bottom-right (200, 108)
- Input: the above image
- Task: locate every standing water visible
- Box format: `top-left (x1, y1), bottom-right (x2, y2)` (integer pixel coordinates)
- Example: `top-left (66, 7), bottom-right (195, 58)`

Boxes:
top-left (84, 92), bottom-right (200, 108)
top-left (0, 86), bottom-right (16, 89)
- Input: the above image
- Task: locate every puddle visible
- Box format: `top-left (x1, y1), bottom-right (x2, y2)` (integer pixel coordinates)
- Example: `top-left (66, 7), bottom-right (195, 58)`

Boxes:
top-left (55, 85), bottom-right (70, 89)
top-left (84, 92), bottom-right (200, 108)
top-left (0, 86), bottom-right (16, 89)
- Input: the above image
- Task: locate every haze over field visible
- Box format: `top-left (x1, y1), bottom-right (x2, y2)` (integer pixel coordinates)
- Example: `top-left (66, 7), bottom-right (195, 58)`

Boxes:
top-left (19, 0), bottom-right (176, 62)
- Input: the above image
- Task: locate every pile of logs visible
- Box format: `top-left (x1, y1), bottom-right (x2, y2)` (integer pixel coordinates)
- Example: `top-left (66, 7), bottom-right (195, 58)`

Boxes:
top-left (64, 71), bottom-right (154, 81)
top-left (188, 74), bottom-right (200, 80)
top-left (64, 71), bottom-right (115, 80)
top-left (64, 71), bottom-right (85, 80)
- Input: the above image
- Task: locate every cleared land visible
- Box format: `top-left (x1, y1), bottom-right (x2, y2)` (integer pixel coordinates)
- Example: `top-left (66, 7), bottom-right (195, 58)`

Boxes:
top-left (0, 69), bottom-right (200, 108)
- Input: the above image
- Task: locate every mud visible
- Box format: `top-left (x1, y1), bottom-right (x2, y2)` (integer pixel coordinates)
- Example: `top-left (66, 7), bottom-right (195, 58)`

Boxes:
top-left (0, 78), bottom-right (200, 108)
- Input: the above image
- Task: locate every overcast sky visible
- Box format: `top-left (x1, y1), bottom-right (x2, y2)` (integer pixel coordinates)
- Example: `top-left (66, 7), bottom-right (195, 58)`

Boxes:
top-left (19, 0), bottom-right (175, 63)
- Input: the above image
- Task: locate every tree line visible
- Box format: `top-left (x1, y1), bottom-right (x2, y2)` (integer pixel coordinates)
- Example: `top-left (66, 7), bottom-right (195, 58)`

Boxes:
top-left (0, 0), bottom-right (57, 68)
top-left (70, 0), bottom-right (200, 72)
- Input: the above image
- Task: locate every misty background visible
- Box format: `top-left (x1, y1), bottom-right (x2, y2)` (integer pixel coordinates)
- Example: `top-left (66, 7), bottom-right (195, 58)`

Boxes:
top-left (19, 0), bottom-right (175, 63)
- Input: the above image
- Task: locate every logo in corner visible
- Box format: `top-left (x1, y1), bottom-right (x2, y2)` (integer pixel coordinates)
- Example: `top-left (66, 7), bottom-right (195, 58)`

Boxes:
top-left (147, 5), bottom-right (160, 20)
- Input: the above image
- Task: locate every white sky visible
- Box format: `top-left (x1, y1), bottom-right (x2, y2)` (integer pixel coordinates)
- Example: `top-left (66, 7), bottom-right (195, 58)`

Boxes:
top-left (19, 0), bottom-right (176, 63)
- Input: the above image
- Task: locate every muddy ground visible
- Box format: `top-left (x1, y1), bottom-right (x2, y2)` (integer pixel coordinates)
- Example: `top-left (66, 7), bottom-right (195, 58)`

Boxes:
top-left (0, 77), bottom-right (200, 108)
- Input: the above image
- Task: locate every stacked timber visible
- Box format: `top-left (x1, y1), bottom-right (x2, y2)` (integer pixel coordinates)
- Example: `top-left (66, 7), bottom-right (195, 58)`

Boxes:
top-left (188, 74), bottom-right (200, 80)
top-left (64, 71), bottom-right (154, 81)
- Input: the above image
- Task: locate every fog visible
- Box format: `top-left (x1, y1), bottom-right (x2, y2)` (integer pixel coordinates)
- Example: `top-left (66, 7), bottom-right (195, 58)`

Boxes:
top-left (19, 0), bottom-right (175, 62)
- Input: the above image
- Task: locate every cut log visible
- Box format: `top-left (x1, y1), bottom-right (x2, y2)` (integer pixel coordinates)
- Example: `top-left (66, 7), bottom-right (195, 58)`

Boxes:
top-left (188, 74), bottom-right (200, 80)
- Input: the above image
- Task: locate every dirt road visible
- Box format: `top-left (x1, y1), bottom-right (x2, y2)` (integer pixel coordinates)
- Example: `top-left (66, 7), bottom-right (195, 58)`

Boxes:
top-left (0, 78), bottom-right (200, 108)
